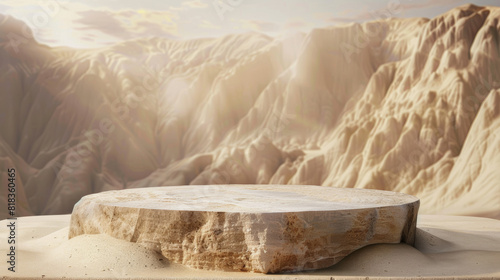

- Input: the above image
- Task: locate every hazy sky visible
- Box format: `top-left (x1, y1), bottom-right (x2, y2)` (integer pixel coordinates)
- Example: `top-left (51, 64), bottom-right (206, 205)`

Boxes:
top-left (1, 0), bottom-right (499, 48)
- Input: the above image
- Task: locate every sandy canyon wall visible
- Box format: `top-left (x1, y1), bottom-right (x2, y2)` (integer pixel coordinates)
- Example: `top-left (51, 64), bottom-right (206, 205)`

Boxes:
top-left (0, 4), bottom-right (499, 218)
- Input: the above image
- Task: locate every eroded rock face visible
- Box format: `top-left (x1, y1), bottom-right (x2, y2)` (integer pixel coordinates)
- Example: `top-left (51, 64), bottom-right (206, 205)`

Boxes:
top-left (69, 185), bottom-right (419, 273)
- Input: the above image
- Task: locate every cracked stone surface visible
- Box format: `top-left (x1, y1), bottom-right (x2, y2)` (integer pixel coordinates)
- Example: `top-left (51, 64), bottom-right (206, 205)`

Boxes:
top-left (69, 185), bottom-right (419, 273)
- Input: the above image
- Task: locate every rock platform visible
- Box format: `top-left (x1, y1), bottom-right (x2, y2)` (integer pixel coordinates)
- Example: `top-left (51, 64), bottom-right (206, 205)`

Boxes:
top-left (69, 185), bottom-right (419, 273)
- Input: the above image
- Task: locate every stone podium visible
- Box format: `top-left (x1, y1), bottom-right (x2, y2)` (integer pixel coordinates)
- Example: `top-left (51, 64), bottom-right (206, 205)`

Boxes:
top-left (69, 185), bottom-right (419, 273)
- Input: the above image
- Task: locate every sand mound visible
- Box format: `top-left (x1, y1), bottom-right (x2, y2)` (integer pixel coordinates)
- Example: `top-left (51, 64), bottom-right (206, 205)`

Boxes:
top-left (0, 5), bottom-right (500, 218)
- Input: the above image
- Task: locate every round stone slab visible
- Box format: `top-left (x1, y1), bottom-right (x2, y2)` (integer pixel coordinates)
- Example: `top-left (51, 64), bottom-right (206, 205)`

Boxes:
top-left (69, 185), bottom-right (419, 273)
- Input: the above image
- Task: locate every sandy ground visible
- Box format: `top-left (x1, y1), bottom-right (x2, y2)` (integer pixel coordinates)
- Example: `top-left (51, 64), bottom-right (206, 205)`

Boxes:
top-left (0, 214), bottom-right (499, 280)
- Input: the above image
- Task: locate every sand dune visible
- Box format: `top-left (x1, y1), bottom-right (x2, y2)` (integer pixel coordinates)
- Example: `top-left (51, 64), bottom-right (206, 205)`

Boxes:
top-left (1, 4), bottom-right (500, 219)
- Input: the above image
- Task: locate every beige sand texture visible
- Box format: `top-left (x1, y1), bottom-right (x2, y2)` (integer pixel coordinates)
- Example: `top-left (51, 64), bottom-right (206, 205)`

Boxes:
top-left (1, 4), bottom-right (500, 219)
top-left (1, 214), bottom-right (500, 279)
